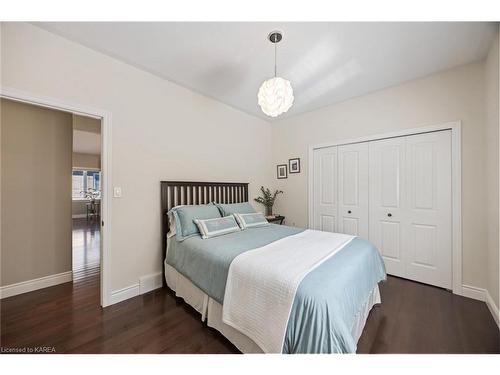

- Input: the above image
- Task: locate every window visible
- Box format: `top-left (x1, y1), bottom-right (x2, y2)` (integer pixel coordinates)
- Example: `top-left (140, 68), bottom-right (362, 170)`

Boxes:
top-left (72, 170), bottom-right (101, 200)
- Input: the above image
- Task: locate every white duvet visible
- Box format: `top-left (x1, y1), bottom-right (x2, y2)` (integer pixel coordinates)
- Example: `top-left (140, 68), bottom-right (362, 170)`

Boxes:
top-left (222, 229), bottom-right (354, 353)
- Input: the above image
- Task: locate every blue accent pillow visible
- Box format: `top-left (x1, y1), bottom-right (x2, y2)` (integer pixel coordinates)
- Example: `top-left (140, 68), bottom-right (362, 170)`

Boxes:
top-left (233, 212), bottom-right (269, 229)
top-left (194, 216), bottom-right (240, 239)
top-left (216, 202), bottom-right (256, 216)
top-left (170, 204), bottom-right (221, 241)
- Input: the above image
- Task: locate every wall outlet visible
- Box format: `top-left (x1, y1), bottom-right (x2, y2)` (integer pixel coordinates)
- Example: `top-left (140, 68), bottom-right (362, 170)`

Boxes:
top-left (113, 187), bottom-right (122, 198)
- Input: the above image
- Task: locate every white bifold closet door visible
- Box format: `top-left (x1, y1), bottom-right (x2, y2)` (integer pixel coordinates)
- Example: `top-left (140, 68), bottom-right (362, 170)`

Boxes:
top-left (338, 143), bottom-right (369, 238)
top-left (312, 129), bottom-right (452, 289)
top-left (369, 131), bottom-right (452, 289)
top-left (368, 137), bottom-right (406, 278)
top-left (312, 146), bottom-right (338, 232)
top-left (404, 131), bottom-right (452, 289)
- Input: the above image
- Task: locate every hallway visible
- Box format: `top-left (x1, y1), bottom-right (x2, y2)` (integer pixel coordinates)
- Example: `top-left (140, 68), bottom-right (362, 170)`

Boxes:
top-left (72, 218), bottom-right (100, 281)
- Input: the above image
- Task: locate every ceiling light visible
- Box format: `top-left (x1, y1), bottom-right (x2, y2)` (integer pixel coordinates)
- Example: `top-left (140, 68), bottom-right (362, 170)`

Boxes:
top-left (258, 31), bottom-right (294, 117)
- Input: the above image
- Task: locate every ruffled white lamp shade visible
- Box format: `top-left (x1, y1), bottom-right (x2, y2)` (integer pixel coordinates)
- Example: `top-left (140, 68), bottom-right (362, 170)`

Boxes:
top-left (257, 77), bottom-right (294, 117)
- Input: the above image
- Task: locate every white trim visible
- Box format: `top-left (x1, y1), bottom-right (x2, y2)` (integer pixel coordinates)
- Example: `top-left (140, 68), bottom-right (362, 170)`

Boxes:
top-left (485, 290), bottom-right (500, 328)
top-left (0, 271), bottom-right (73, 299)
top-left (139, 272), bottom-right (163, 294)
top-left (101, 110), bottom-right (112, 307)
top-left (462, 284), bottom-right (499, 329)
top-left (307, 146), bottom-right (315, 230)
top-left (72, 214), bottom-right (87, 219)
top-left (308, 121), bottom-right (462, 295)
top-left (110, 284), bottom-right (140, 305)
top-left (450, 125), bottom-right (463, 295)
top-left (1, 87), bottom-right (104, 119)
top-left (461, 284), bottom-right (487, 301)
top-left (111, 272), bottom-right (163, 304)
top-left (310, 122), bottom-right (461, 150)
top-left (1, 86), bottom-right (113, 307)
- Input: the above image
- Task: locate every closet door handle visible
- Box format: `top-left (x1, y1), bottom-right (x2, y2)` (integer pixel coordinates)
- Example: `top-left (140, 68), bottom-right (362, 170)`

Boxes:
top-left (347, 210), bottom-right (352, 214)
top-left (387, 213), bottom-right (392, 217)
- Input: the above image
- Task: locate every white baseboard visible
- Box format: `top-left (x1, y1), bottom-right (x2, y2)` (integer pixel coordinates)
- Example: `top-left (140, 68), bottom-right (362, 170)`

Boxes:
top-left (461, 284), bottom-right (487, 301)
top-left (462, 284), bottom-right (499, 329)
top-left (0, 271), bottom-right (73, 299)
top-left (139, 272), bottom-right (163, 294)
top-left (110, 284), bottom-right (140, 305)
top-left (72, 214), bottom-right (87, 219)
top-left (110, 272), bottom-right (163, 305)
top-left (485, 290), bottom-right (500, 328)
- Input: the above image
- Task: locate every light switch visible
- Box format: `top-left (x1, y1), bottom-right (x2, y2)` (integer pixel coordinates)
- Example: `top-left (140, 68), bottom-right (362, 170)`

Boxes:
top-left (113, 187), bottom-right (122, 198)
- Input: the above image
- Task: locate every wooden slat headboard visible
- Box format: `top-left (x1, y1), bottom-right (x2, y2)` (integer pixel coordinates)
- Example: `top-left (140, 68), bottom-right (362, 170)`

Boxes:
top-left (160, 181), bottom-right (249, 283)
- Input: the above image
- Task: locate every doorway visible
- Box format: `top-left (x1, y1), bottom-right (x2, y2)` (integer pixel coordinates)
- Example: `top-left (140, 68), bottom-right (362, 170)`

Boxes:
top-left (0, 90), bottom-right (111, 306)
top-left (71, 115), bottom-right (102, 280)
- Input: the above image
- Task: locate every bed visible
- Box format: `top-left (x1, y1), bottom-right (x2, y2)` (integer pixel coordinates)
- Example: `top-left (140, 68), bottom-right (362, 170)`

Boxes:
top-left (161, 181), bottom-right (386, 354)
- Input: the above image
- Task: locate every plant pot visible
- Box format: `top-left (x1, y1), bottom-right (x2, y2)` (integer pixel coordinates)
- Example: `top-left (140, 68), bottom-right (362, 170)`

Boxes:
top-left (265, 206), bottom-right (273, 217)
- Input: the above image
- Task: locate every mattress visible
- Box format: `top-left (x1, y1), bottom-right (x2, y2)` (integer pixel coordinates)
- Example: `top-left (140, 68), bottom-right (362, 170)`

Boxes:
top-left (165, 263), bottom-right (381, 354)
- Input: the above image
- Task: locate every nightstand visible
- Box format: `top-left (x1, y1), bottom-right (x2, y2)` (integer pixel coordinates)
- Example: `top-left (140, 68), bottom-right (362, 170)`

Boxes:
top-left (266, 215), bottom-right (285, 225)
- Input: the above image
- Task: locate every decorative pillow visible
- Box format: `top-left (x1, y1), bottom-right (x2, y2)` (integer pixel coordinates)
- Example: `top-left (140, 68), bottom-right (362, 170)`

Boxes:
top-left (166, 211), bottom-right (176, 238)
top-left (233, 212), bottom-right (269, 229)
top-left (170, 204), bottom-right (221, 241)
top-left (194, 216), bottom-right (241, 239)
top-left (216, 202), bottom-right (256, 216)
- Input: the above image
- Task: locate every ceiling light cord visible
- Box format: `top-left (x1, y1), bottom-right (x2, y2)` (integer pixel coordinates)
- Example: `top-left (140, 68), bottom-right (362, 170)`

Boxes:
top-left (274, 34), bottom-right (277, 77)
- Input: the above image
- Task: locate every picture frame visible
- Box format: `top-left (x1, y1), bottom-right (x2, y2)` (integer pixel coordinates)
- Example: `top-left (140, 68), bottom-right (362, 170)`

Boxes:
top-left (289, 158), bottom-right (301, 173)
top-left (277, 164), bottom-right (288, 179)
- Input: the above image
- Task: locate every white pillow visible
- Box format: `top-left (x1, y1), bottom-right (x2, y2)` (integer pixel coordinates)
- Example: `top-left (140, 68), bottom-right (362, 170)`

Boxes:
top-left (194, 215), bottom-right (241, 239)
top-left (233, 212), bottom-right (269, 229)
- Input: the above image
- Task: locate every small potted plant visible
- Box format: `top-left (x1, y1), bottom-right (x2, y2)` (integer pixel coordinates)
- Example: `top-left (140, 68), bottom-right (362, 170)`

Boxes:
top-left (254, 186), bottom-right (283, 218)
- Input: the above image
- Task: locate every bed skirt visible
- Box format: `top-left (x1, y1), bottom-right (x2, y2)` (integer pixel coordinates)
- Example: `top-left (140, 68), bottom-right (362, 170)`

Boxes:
top-left (164, 262), bottom-right (380, 353)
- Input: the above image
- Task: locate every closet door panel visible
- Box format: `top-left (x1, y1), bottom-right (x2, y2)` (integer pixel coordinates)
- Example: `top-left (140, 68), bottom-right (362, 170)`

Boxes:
top-left (338, 143), bottom-right (369, 238)
top-left (404, 131), bottom-right (452, 289)
top-left (369, 137), bottom-right (406, 277)
top-left (313, 147), bottom-right (338, 232)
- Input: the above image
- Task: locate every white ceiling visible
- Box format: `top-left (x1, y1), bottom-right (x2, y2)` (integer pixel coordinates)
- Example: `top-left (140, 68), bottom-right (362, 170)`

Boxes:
top-left (73, 130), bottom-right (101, 155)
top-left (36, 22), bottom-right (497, 121)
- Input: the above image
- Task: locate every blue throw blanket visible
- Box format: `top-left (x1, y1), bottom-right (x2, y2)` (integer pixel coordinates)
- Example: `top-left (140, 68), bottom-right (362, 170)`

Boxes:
top-left (283, 237), bottom-right (386, 353)
top-left (166, 224), bottom-right (386, 353)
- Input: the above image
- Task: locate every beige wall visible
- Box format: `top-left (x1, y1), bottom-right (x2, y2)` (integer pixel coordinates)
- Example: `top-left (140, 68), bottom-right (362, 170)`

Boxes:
top-left (73, 114), bottom-right (101, 134)
top-left (0, 23), bottom-right (274, 292)
top-left (1, 99), bottom-right (72, 286)
top-left (485, 29), bottom-right (500, 307)
top-left (73, 152), bottom-right (100, 169)
top-left (271, 62), bottom-right (488, 289)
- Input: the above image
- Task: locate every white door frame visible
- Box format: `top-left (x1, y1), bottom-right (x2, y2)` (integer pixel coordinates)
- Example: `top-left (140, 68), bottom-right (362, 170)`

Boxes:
top-left (1, 86), bottom-right (113, 307)
top-left (308, 121), bottom-right (462, 295)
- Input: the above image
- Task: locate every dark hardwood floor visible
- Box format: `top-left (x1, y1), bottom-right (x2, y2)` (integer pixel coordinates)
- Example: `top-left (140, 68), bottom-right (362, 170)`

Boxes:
top-left (0, 219), bottom-right (498, 353)
top-left (72, 218), bottom-right (100, 273)
top-left (357, 277), bottom-right (499, 353)
top-left (1, 273), bottom-right (498, 354)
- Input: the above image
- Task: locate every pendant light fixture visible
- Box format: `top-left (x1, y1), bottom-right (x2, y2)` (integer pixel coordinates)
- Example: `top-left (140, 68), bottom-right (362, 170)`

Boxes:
top-left (258, 31), bottom-right (294, 117)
